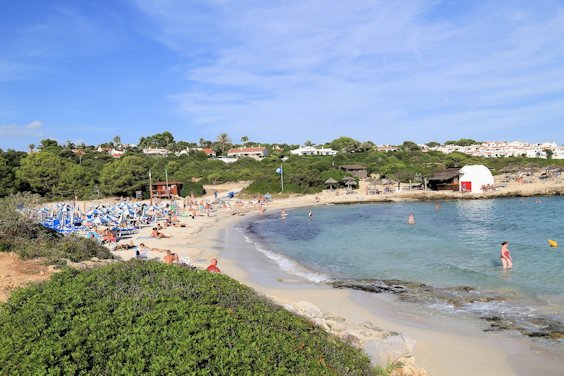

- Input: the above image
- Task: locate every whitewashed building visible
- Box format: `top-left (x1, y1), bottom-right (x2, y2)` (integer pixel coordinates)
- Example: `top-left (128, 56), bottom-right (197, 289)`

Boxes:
top-left (459, 165), bottom-right (495, 193)
top-left (290, 146), bottom-right (337, 156)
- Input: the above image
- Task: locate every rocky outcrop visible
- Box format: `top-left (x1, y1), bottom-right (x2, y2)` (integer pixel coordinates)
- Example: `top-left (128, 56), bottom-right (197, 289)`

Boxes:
top-left (270, 297), bottom-right (427, 375)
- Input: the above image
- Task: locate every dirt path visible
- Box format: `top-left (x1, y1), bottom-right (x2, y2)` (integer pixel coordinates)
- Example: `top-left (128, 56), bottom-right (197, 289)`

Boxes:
top-left (0, 253), bottom-right (51, 302)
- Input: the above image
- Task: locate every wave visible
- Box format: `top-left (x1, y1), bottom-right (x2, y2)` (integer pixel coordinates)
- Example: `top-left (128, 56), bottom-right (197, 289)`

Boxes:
top-left (242, 234), bottom-right (329, 284)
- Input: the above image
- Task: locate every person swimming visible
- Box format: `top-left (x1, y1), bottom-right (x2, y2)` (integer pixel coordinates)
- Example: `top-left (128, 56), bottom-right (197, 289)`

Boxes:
top-left (281, 209), bottom-right (287, 218)
top-left (407, 213), bottom-right (415, 225)
top-left (500, 241), bottom-right (513, 269)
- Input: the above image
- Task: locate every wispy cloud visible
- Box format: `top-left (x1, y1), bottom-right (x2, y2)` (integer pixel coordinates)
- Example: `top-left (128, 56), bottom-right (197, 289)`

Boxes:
top-left (133, 0), bottom-right (564, 143)
top-left (0, 121), bottom-right (44, 137)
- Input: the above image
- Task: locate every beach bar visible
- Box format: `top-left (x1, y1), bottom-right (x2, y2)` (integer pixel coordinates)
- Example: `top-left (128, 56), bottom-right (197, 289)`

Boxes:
top-left (428, 169), bottom-right (460, 191)
top-left (151, 181), bottom-right (183, 198)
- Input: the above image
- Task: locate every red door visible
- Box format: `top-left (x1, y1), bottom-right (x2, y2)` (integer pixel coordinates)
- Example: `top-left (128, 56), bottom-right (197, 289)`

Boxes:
top-left (461, 181), bottom-right (472, 192)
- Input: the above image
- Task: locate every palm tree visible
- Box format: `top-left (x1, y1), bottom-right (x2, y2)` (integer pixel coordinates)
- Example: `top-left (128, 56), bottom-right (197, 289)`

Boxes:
top-left (241, 136), bottom-right (249, 146)
top-left (28, 144), bottom-right (35, 153)
top-left (113, 135), bottom-right (121, 147)
top-left (304, 140), bottom-right (314, 146)
top-left (216, 133), bottom-right (232, 154)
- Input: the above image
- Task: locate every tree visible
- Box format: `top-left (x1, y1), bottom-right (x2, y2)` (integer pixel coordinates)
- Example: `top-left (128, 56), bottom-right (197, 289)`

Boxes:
top-left (216, 133), bottom-right (232, 154)
top-left (304, 140), bottom-right (314, 146)
top-left (113, 135), bottom-right (121, 147)
top-left (544, 149), bottom-right (553, 159)
top-left (400, 141), bottom-right (421, 152)
top-left (426, 141), bottom-right (440, 148)
top-left (17, 152), bottom-right (69, 195)
top-left (28, 144), bottom-right (35, 153)
top-left (0, 155), bottom-right (13, 197)
top-left (58, 164), bottom-right (96, 197)
top-left (38, 139), bottom-right (62, 154)
top-left (445, 139), bottom-right (478, 147)
top-left (99, 156), bottom-right (148, 196)
top-left (241, 136), bottom-right (249, 146)
top-left (329, 137), bottom-right (361, 153)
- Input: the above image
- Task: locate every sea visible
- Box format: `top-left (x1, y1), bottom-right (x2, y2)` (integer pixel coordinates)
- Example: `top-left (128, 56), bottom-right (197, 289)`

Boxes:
top-left (235, 197), bottom-right (564, 348)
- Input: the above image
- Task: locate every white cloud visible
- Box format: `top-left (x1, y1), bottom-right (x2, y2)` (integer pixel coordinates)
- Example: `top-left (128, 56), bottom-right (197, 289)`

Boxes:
top-left (0, 121), bottom-right (44, 137)
top-left (134, 1), bottom-right (564, 143)
top-left (26, 120), bottom-right (43, 129)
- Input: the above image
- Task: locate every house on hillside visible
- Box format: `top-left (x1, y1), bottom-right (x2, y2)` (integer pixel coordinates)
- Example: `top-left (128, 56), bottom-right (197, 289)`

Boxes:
top-left (340, 165), bottom-right (369, 179)
top-left (142, 148), bottom-right (169, 156)
top-left (228, 147), bottom-right (268, 160)
top-left (291, 146), bottom-right (337, 156)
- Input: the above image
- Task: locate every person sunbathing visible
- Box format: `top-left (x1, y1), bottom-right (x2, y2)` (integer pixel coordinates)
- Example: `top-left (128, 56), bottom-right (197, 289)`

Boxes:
top-left (150, 227), bottom-right (171, 238)
top-left (115, 240), bottom-right (135, 250)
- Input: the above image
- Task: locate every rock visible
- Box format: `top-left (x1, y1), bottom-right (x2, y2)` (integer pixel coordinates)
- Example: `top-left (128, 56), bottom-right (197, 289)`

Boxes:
top-left (391, 356), bottom-right (427, 376)
top-left (364, 334), bottom-right (416, 366)
top-left (91, 257), bottom-right (100, 262)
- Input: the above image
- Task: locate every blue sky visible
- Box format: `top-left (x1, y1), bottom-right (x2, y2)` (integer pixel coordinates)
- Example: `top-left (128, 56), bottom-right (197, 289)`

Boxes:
top-left (1, 0), bottom-right (564, 150)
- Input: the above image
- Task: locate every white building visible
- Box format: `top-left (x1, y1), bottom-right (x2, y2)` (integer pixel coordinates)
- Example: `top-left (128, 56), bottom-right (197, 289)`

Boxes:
top-left (142, 148), bottom-right (169, 156)
top-left (458, 165), bottom-right (495, 193)
top-left (290, 146), bottom-right (337, 156)
top-left (227, 147), bottom-right (268, 160)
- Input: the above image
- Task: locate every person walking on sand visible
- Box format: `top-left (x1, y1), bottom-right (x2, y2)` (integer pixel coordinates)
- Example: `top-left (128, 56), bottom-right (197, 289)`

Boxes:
top-left (206, 258), bottom-right (221, 273)
top-left (500, 241), bottom-right (513, 269)
top-left (407, 212), bottom-right (415, 225)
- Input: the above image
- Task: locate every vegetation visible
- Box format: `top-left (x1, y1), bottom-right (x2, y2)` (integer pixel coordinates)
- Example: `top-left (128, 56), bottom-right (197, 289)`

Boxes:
top-left (2, 133), bottom-right (564, 199)
top-left (0, 193), bottom-right (114, 264)
top-left (0, 261), bottom-right (380, 375)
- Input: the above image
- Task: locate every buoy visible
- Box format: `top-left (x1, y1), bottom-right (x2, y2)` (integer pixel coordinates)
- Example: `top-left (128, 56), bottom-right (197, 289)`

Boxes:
top-left (548, 239), bottom-right (558, 248)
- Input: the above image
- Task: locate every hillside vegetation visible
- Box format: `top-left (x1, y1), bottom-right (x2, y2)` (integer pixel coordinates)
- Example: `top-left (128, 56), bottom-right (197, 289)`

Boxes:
top-left (2, 135), bottom-right (563, 198)
top-left (0, 261), bottom-right (379, 375)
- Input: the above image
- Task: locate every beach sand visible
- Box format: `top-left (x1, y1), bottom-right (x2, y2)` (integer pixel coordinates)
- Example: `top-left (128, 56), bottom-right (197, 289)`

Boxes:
top-left (3, 178), bottom-right (563, 374)
top-left (109, 180), bottom-right (564, 376)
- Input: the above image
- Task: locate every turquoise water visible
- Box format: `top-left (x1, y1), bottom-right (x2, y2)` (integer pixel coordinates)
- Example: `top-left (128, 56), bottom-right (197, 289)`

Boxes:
top-left (242, 197), bottom-right (564, 337)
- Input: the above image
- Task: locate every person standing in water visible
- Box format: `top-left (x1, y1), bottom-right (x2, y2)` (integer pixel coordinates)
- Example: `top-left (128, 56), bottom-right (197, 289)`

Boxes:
top-left (500, 241), bottom-right (513, 269)
top-left (308, 210), bottom-right (313, 219)
top-left (281, 209), bottom-right (287, 218)
top-left (407, 212), bottom-right (415, 225)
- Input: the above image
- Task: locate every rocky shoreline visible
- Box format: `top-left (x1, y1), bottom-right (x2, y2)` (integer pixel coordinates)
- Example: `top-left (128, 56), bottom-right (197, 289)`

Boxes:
top-left (331, 278), bottom-right (564, 342)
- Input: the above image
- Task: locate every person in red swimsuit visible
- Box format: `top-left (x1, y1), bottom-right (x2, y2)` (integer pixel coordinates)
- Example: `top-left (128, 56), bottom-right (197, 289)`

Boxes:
top-left (500, 241), bottom-right (513, 269)
top-left (206, 258), bottom-right (221, 273)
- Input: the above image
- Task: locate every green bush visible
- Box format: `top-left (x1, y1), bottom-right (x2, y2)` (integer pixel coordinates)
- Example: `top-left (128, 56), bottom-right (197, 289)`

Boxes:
top-left (180, 181), bottom-right (206, 197)
top-left (0, 261), bottom-right (377, 375)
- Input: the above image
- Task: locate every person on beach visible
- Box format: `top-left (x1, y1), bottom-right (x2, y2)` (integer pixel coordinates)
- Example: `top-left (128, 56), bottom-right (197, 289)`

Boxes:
top-left (206, 258), bottom-right (221, 273)
top-left (500, 241), bottom-right (513, 269)
top-left (407, 213), bottom-right (415, 225)
top-left (164, 250), bottom-right (179, 265)
top-left (150, 227), bottom-right (171, 238)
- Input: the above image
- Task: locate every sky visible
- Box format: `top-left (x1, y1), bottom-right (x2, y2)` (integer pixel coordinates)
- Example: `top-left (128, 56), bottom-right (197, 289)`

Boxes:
top-left (1, 0), bottom-right (564, 151)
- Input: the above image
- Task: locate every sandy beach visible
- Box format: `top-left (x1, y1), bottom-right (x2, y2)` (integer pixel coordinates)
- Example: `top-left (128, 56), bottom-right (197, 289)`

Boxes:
top-left (2, 177), bottom-right (563, 375)
top-left (106, 178), bottom-right (564, 376)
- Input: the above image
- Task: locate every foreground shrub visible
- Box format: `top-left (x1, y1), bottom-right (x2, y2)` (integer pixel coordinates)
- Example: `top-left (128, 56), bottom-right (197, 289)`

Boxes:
top-left (0, 261), bottom-right (377, 375)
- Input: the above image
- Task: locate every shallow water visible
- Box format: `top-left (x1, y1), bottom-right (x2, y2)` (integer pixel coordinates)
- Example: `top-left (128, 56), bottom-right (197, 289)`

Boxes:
top-left (242, 197), bottom-right (564, 342)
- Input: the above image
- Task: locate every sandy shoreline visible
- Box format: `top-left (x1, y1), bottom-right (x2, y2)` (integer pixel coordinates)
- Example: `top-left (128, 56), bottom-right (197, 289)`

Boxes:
top-left (106, 180), bottom-right (564, 375)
